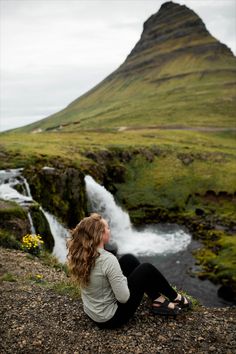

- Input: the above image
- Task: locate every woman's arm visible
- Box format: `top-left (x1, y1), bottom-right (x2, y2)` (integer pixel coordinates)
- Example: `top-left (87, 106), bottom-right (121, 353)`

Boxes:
top-left (103, 254), bottom-right (130, 303)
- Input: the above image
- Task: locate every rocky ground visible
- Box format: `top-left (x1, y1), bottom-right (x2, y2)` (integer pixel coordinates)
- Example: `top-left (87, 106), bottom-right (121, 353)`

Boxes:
top-left (0, 247), bottom-right (235, 354)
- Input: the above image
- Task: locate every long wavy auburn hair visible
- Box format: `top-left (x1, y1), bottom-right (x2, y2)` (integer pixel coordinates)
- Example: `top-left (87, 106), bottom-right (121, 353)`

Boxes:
top-left (67, 213), bottom-right (105, 287)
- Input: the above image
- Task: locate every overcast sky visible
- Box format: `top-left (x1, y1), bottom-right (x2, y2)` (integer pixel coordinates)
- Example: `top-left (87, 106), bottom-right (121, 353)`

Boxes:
top-left (0, 0), bottom-right (235, 132)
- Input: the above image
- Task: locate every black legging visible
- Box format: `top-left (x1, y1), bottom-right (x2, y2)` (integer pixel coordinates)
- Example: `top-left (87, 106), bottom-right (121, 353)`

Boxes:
top-left (97, 254), bottom-right (178, 329)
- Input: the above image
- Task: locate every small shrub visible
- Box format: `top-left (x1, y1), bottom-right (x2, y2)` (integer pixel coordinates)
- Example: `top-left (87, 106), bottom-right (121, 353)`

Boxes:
top-left (21, 234), bottom-right (44, 256)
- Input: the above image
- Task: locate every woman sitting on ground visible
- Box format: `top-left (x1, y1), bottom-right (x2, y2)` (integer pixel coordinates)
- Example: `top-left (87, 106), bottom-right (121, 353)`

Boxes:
top-left (67, 213), bottom-right (191, 329)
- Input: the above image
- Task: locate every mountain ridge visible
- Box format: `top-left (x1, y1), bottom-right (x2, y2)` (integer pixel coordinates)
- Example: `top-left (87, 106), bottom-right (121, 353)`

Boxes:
top-left (14, 1), bottom-right (236, 133)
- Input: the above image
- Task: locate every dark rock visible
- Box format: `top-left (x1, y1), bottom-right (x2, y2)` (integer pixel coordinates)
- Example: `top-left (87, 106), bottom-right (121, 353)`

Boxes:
top-left (218, 285), bottom-right (236, 303)
top-left (195, 208), bottom-right (205, 216)
top-left (29, 204), bottom-right (54, 252)
top-left (23, 165), bottom-right (87, 228)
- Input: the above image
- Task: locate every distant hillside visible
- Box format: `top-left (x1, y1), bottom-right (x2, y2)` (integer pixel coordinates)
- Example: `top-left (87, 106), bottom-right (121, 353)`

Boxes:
top-left (15, 1), bottom-right (236, 133)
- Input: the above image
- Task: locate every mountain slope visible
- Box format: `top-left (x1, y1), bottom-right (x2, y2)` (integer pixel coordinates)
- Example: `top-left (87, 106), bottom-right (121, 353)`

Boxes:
top-left (17, 1), bottom-right (236, 133)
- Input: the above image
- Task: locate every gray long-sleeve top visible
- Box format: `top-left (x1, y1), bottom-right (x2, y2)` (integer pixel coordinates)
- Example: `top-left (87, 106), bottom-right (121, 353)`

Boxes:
top-left (81, 247), bottom-right (130, 323)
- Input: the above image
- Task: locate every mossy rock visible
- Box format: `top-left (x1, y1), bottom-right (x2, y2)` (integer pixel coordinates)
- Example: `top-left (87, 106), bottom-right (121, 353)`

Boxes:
top-left (29, 204), bottom-right (54, 252)
top-left (194, 229), bottom-right (236, 299)
top-left (0, 229), bottom-right (22, 250)
top-left (24, 164), bottom-right (87, 228)
top-left (0, 199), bottom-right (30, 240)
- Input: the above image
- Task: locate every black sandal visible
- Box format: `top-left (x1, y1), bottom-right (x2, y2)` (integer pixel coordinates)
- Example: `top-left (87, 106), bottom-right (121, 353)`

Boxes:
top-left (174, 295), bottom-right (192, 310)
top-left (151, 299), bottom-right (181, 316)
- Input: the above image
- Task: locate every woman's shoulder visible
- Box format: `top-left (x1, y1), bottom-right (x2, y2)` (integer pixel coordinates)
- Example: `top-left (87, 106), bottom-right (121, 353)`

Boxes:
top-left (98, 248), bottom-right (118, 265)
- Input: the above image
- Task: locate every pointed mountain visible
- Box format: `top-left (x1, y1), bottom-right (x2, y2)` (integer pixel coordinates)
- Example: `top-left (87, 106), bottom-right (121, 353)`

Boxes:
top-left (18, 1), bottom-right (236, 133)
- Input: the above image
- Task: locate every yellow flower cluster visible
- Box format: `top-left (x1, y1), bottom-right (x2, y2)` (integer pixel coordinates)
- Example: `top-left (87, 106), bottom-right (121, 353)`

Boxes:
top-left (22, 234), bottom-right (44, 250)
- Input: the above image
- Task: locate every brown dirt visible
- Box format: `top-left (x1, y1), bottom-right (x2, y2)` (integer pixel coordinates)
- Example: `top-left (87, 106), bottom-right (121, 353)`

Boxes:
top-left (0, 247), bottom-right (235, 354)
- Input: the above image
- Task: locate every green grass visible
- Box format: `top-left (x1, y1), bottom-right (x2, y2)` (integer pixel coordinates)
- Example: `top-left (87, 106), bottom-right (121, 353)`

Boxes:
top-left (1, 128), bottom-right (236, 161)
top-left (0, 272), bottom-right (17, 282)
top-left (51, 280), bottom-right (80, 299)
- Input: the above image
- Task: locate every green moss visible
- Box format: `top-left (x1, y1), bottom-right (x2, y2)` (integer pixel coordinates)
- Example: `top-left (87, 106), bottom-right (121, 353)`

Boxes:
top-left (0, 199), bottom-right (28, 220)
top-left (0, 199), bottom-right (30, 246)
top-left (0, 229), bottom-right (22, 250)
top-left (194, 231), bottom-right (236, 289)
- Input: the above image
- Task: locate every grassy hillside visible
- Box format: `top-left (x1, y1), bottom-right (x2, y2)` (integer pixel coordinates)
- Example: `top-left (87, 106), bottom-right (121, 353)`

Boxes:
top-left (16, 51), bottom-right (236, 134)
top-left (1, 129), bottom-right (235, 206)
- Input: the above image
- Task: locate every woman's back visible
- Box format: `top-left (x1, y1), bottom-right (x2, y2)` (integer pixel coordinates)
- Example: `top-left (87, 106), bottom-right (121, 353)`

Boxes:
top-left (81, 248), bottom-right (130, 323)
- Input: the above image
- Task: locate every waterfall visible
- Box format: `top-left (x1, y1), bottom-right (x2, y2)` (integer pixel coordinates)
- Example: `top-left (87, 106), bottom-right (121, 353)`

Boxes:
top-left (42, 209), bottom-right (69, 263)
top-left (27, 212), bottom-right (36, 234)
top-left (0, 181), bottom-right (33, 207)
top-left (85, 175), bottom-right (191, 256)
top-left (0, 169), bottom-right (69, 263)
top-left (22, 176), bottom-right (33, 198)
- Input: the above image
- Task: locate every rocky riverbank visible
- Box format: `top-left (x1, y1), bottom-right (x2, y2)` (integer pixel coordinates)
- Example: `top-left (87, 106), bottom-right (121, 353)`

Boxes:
top-left (0, 247), bottom-right (235, 354)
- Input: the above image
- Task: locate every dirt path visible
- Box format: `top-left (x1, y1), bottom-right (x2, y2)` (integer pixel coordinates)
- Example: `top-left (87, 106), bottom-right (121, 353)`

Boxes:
top-left (117, 125), bottom-right (236, 132)
top-left (0, 248), bottom-right (235, 354)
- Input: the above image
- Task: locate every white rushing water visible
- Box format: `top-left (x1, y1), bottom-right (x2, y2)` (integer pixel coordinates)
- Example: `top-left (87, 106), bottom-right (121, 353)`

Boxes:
top-left (85, 175), bottom-right (191, 256)
top-left (0, 178), bottom-right (33, 206)
top-left (0, 169), bottom-right (69, 262)
top-left (42, 209), bottom-right (69, 262)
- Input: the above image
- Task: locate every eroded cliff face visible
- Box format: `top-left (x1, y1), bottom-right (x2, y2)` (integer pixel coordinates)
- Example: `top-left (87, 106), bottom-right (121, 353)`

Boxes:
top-left (24, 163), bottom-right (87, 229)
